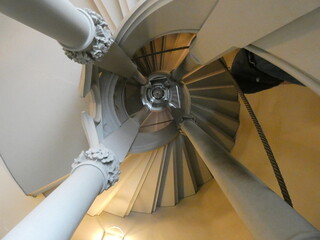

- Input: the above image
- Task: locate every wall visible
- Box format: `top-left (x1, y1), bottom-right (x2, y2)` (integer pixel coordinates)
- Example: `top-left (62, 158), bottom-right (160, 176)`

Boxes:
top-left (72, 84), bottom-right (320, 240)
top-left (0, 0), bottom-right (95, 195)
top-left (233, 83), bottom-right (320, 227)
top-left (0, 157), bottom-right (44, 237)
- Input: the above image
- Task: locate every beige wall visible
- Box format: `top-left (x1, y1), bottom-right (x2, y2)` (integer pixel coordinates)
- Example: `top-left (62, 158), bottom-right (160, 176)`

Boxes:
top-left (72, 84), bottom-right (320, 240)
top-left (233, 84), bottom-right (320, 228)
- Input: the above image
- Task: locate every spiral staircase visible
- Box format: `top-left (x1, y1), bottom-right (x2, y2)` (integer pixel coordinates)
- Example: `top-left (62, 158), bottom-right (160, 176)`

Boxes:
top-left (1, 0), bottom-right (320, 239)
top-left (85, 31), bottom-right (240, 217)
top-left (44, 0), bottom-right (242, 217)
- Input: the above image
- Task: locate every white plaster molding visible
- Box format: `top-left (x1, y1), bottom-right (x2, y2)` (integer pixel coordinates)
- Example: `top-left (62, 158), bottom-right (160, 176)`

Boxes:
top-left (63, 8), bottom-right (114, 64)
top-left (89, 84), bottom-right (102, 123)
top-left (72, 144), bottom-right (120, 192)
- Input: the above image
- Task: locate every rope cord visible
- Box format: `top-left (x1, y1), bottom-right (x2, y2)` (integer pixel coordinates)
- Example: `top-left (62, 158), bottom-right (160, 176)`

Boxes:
top-left (219, 59), bottom-right (293, 207)
top-left (133, 46), bottom-right (190, 60)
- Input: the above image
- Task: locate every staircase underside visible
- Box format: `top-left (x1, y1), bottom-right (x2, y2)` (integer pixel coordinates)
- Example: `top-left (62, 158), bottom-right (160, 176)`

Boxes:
top-left (1, 0), bottom-right (320, 220)
top-left (87, 31), bottom-right (240, 217)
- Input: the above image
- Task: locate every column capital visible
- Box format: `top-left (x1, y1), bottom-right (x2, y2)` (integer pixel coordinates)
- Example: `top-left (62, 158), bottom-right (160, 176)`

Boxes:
top-left (72, 144), bottom-right (120, 193)
top-left (63, 8), bottom-right (114, 64)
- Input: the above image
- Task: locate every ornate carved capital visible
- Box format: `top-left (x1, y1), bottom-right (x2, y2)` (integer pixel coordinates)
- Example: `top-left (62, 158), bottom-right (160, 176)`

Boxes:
top-left (72, 144), bottom-right (120, 192)
top-left (63, 8), bottom-right (114, 64)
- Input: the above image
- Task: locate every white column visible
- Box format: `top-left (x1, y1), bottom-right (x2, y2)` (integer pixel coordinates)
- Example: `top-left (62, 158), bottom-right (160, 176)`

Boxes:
top-left (3, 165), bottom-right (105, 240)
top-left (0, 0), bottom-right (147, 84)
top-left (3, 116), bottom-right (143, 239)
top-left (3, 145), bottom-right (122, 240)
top-left (180, 120), bottom-right (320, 240)
top-left (0, 0), bottom-right (94, 50)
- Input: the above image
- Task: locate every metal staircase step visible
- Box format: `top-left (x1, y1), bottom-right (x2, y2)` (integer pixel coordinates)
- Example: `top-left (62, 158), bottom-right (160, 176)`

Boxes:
top-left (191, 103), bottom-right (239, 138)
top-left (104, 150), bottom-right (155, 217)
top-left (188, 86), bottom-right (238, 101)
top-left (183, 59), bottom-right (225, 82)
top-left (175, 135), bottom-right (197, 199)
top-left (191, 95), bottom-right (240, 119)
top-left (157, 141), bottom-right (178, 207)
top-left (185, 71), bottom-right (233, 89)
top-left (183, 137), bottom-right (213, 187)
top-left (132, 146), bottom-right (166, 213)
top-left (193, 114), bottom-right (235, 150)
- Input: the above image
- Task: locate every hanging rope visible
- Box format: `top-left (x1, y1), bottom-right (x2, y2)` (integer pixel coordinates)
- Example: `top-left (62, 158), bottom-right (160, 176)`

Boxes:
top-left (219, 59), bottom-right (293, 207)
top-left (132, 46), bottom-right (190, 60)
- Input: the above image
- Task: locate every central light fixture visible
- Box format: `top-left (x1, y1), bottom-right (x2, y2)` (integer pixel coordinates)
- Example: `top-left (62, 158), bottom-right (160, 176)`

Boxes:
top-left (102, 226), bottom-right (124, 240)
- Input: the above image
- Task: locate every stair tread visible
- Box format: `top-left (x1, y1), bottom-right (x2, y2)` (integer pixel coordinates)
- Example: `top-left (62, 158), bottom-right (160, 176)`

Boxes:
top-left (183, 137), bottom-right (213, 187)
top-left (194, 114), bottom-right (235, 150)
top-left (191, 95), bottom-right (239, 104)
top-left (103, 151), bottom-right (155, 217)
top-left (176, 136), bottom-right (197, 198)
top-left (189, 87), bottom-right (238, 101)
top-left (191, 103), bottom-right (239, 137)
top-left (87, 154), bottom-right (142, 216)
top-left (185, 71), bottom-right (234, 89)
top-left (184, 69), bottom-right (226, 85)
top-left (125, 150), bottom-right (159, 216)
top-left (188, 84), bottom-right (234, 90)
top-left (152, 145), bottom-right (168, 212)
top-left (183, 60), bottom-right (225, 82)
top-left (191, 95), bottom-right (240, 119)
top-left (157, 141), bottom-right (178, 207)
top-left (132, 147), bottom-right (166, 213)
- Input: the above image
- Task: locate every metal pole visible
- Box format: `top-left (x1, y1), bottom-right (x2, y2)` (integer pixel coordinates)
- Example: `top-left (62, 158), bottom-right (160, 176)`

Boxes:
top-left (180, 119), bottom-right (320, 240)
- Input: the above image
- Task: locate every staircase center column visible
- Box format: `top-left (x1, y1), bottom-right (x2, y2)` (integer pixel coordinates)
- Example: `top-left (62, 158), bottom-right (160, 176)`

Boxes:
top-left (180, 119), bottom-right (320, 240)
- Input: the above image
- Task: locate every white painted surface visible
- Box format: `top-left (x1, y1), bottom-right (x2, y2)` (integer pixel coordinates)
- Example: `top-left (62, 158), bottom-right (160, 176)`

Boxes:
top-left (0, 13), bottom-right (89, 194)
top-left (93, 0), bottom-right (117, 33)
top-left (126, 0), bottom-right (139, 10)
top-left (104, 150), bottom-right (155, 216)
top-left (0, 0), bottom-right (95, 50)
top-left (132, 147), bottom-right (165, 213)
top-left (252, 8), bottom-right (320, 93)
top-left (81, 112), bottom-right (100, 148)
top-left (88, 154), bottom-right (143, 216)
top-left (157, 141), bottom-right (177, 207)
top-left (101, 0), bottom-right (124, 28)
top-left (190, 0), bottom-right (320, 64)
top-left (118, 0), bottom-right (218, 57)
top-left (4, 165), bottom-right (104, 240)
